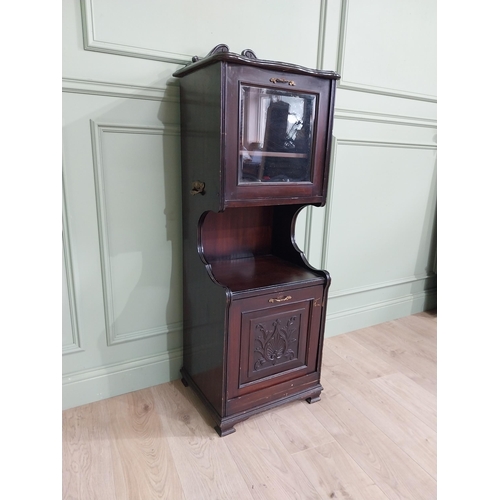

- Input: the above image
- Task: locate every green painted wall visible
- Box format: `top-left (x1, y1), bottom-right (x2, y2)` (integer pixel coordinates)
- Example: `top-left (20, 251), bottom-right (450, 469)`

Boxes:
top-left (63, 0), bottom-right (436, 409)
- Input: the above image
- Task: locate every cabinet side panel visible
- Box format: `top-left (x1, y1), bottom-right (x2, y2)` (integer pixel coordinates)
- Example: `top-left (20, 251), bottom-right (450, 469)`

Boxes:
top-left (181, 269), bottom-right (228, 417)
top-left (178, 63), bottom-right (228, 416)
top-left (178, 62), bottom-right (224, 210)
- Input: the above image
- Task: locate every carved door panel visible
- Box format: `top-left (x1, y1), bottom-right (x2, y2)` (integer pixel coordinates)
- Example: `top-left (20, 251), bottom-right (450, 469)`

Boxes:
top-left (227, 285), bottom-right (324, 400)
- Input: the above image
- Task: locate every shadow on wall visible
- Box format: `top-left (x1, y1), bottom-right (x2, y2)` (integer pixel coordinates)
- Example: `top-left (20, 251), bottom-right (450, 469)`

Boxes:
top-left (73, 78), bottom-right (185, 405)
top-left (416, 147), bottom-right (437, 312)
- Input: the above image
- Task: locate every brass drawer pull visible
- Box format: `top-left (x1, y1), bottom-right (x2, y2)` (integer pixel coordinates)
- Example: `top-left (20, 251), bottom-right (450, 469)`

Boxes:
top-left (270, 78), bottom-right (296, 86)
top-left (269, 295), bottom-right (292, 303)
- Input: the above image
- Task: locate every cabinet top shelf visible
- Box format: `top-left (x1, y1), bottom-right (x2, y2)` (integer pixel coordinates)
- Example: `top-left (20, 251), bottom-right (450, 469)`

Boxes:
top-left (240, 151), bottom-right (308, 159)
top-left (209, 255), bottom-right (324, 295)
top-left (173, 46), bottom-right (341, 80)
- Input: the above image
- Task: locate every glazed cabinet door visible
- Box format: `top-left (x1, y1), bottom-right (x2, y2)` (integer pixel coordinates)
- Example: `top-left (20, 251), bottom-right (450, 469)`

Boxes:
top-left (226, 285), bottom-right (324, 414)
top-left (224, 64), bottom-right (333, 206)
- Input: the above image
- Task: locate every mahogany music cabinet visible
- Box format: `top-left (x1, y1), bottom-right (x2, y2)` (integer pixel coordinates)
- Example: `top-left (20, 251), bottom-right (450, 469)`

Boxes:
top-left (173, 45), bottom-right (340, 436)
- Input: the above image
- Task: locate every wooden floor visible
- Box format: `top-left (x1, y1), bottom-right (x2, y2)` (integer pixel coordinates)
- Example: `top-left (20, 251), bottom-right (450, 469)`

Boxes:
top-left (62, 311), bottom-right (437, 500)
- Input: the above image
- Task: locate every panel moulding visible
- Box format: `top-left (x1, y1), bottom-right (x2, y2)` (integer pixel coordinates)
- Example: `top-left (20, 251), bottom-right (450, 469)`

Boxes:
top-left (302, 0), bottom-right (330, 262)
top-left (319, 136), bottom-right (437, 299)
top-left (90, 121), bottom-right (181, 346)
top-left (327, 288), bottom-right (436, 320)
top-left (316, 0), bottom-right (329, 71)
top-left (318, 135), bottom-right (338, 270)
top-left (335, 138), bottom-right (437, 151)
top-left (329, 272), bottom-right (436, 299)
top-left (81, 0), bottom-right (192, 63)
top-left (63, 347), bottom-right (183, 385)
top-left (317, 136), bottom-right (436, 271)
top-left (324, 288), bottom-right (437, 337)
top-left (62, 77), bottom-right (180, 102)
top-left (334, 108), bottom-right (437, 129)
top-left (335, 0), bottom-right (437, 103)
top-left (62, 169), bottom-right (83, 355)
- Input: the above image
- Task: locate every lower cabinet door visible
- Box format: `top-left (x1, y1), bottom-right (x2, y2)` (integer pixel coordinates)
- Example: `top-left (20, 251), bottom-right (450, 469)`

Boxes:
top-left (226, 285), bottom-right (324, 411)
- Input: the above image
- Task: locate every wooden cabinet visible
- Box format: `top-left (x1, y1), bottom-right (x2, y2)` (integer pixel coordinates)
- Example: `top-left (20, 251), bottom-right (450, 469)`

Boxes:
top-left (173, 44), bottom-right (340, 436)
top-left (226, 284), bottom-right (324, 416)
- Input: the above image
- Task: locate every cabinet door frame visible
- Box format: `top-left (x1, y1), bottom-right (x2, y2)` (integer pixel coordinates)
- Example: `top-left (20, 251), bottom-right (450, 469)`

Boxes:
top-left (226, 285), bottom-right (323, 400)
top-left (223, 65), bottom-right (333, 206)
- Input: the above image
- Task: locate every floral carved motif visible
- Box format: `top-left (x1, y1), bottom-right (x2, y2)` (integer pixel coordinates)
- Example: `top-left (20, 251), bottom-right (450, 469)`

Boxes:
top-left (254, 316), bottom-right (298, 371)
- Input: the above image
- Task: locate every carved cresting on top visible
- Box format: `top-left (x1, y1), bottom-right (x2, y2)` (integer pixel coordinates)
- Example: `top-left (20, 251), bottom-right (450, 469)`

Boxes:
top-left (173, 44), bottom-right (341, 80)
top-left (241, 48), bottom-right (258, 59)
top-left (192, 43), bottom-right (230, 62)
top-left (192, 45), bottom-right (258, 63)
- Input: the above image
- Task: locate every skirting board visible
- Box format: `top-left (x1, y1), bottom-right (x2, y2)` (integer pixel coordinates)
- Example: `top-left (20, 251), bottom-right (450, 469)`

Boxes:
top-left (62, 348), bottom-right (183, 410)
top-left (62, 289), bottom-right (436, 410)
top-left (324, 288), bottom-right (437, 338)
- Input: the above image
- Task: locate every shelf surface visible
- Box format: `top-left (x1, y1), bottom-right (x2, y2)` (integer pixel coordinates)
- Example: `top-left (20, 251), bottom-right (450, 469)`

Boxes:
top-left (240, 151), bottom-right (308, 158)
top-left (209, 255), bottom-right (323, 293)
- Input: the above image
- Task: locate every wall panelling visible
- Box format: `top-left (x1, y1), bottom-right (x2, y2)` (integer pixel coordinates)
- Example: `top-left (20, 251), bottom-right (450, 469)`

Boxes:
top-left (62, 0), bottom-right (436, 408)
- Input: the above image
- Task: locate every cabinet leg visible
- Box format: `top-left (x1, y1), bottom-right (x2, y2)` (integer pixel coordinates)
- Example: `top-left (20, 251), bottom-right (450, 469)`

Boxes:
top-left (181, 377), bottom-right (189, 388)
top-left (215, 423), bottom-right (236, 437)
top-left (306, 392), bottom-right (321, 404)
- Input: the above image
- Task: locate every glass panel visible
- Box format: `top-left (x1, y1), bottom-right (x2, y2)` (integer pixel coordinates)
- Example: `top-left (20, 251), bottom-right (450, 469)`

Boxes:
top-left (239, 86), bottom-right (316, 183)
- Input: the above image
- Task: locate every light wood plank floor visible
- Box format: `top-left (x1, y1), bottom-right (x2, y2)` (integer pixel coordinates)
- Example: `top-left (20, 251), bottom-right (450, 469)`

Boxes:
top-left (63, 310), bottom-right (437, 500)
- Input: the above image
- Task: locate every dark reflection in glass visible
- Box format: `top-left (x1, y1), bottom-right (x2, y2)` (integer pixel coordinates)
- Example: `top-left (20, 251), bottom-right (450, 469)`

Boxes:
top-left (239, 86), bottom-right (316, 183)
